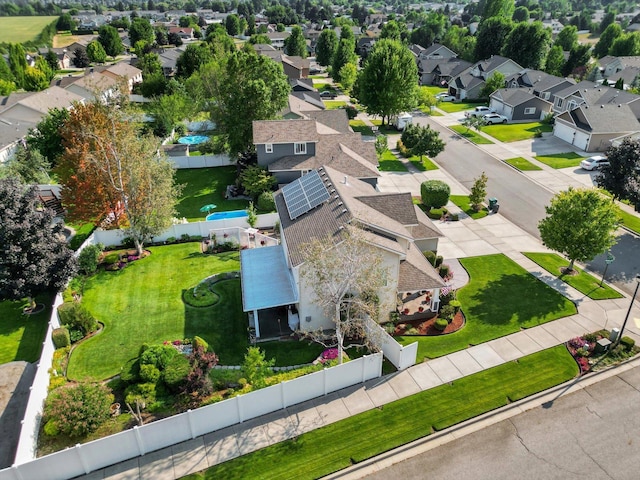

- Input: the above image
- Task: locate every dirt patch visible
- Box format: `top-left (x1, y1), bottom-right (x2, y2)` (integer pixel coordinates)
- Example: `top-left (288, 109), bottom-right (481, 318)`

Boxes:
top-left (0, 362), bottom-right (36, 468)
top-left (394, 310), bottom-right (465, 336)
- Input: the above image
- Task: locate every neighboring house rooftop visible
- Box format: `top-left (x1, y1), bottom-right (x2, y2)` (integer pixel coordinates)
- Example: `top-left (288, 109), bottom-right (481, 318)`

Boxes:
top-left (557, 103), bottom-right (639, 133)
top-left (253, 119), bottom-right (320, 144)
top-left (1, 86), bottom-right (82, 116)
top-left (491, 88), bottom-right (552, 107)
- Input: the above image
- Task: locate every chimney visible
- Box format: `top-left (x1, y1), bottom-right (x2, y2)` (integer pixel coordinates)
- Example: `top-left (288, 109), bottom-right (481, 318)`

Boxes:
top-left (343, 175), bottom-right (348, 185)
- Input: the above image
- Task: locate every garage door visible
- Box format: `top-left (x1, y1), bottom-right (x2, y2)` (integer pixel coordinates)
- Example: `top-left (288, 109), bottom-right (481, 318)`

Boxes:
top-left (554, 122), bottom-right (576, 144)
top-left (573, 131), bottom-right (589, 151)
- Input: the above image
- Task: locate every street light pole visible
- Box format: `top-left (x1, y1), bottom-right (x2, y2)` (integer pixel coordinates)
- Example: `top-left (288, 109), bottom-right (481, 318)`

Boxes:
top-left (614, 274), bottom-right (640, 346)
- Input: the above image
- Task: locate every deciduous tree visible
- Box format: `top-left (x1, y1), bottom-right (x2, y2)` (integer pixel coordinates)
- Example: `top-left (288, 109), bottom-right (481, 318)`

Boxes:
top-left (98, 25), bottom-right (123, 57)
top-left (315, 28), bottom-right (337, 66)
top-left (86, 40), bottom-right (107, 64)
top-left (356, 39), bottom-right (418, 125)
top-left (239, 165), bottom-right (277, 200)
top-left (299, 226), bottom-right (389, 363)
top-left (480, 71), bottom-right (505, 99)
top-left (0, 145), bottom-right (50, 184)
top-left (400, 124), bottom-right (445, 161)
top-left (284, 25), bottom-right (307, 58)
top-left (594, 23), bottom-right (622, 58)
top-left (474, 17), bottom-right (513, 62)
top-left (26, 107), bottom-right (70, 167)
top-left (0, 178), bottom-right (77, 310)
top-left (129, 17), bottom-right (155, 46)
top-left (469, 172), bottom-right (488, 212)
top-left (73, 47), bottom-right (90, 68)
top-left (57, 99), bottom-right (181, 255)
top-left (554, 25), bottom-right (578, 51)
top-left (501, 21), bottom-right (551, 69)
top-left (538, 188), bottom-right (619, 272)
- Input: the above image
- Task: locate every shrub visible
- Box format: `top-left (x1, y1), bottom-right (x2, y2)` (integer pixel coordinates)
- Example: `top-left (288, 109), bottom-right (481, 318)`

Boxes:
top-left (440, 289), bottom-right (456, 305)
top-left (620, 336), bottom-right (636, 350)
top-left (43, 420), bottom-right (59, 436)
top-left (57, 302), bottom-right (98, 337)
top-left (44, 383), bottom-right (114, 438)
top-left (124, 382), bottom-right (156, 408)
top-left (396, 139), bottom-right (410, 157)
top-left (439, 264), bottom-right (450, 278)
top-left (420, 180), bottom-right (450, 209)
top-left (78, 244), bottom-right (103, 275)
top-left (449, 300), bottom-right (461, 312)
top-left (435, 255), bottom-right (443, 268)
top-left (405, 327), bottom-right (419, 335)
top-left (163, 354), bottom-right (191, 392)
top-left (423, 250), bottom-right (436, 266)
top-left (140, 345), bottom-right (179, 370)
top-left (120, 358), bottom-right (140, 384)
top-left (102, 253), bottom-right (120, 265)
top-left (180, 233), bottom-right (190, 242)
top-left (434, 318), bottom-right (448, 331)
top-left (139, 364), bottom-right (161, 383)
top-left (241, 347), bottom-right (274, 389)
top-left (257, 191), bottom-right (276, 212)
top-left (426, 207), bottom-right (447, 219)
top-left (52, 327), bottom-right (70, 348)
top-left (343, 104), bottom-right (358, 119)
top-left (182, 345), bottom-right (218, 399)
top-left (439, 304), bottom-right (456, 322)
top-left (193, 335), bottom-right (209, 351)
top-left (166, 236), bottom-right (176, 244)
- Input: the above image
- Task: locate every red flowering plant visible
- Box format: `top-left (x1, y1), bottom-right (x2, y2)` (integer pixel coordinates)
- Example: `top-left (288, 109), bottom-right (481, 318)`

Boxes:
top-left (320, 348), bottom-right (339, 363)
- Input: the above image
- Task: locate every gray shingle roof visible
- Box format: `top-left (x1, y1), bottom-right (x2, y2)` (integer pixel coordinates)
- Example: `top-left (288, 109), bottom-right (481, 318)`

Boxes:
top-left (253, 119), bottom-right (319, 144)
top-left (398, 242), bottom-right (445, 291)
top-left (560, 103), bottom-right (640, 133)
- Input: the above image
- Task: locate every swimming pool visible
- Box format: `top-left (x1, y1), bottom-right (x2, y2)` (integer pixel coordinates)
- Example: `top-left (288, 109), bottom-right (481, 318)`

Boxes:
top-left (206, 209), bottom-right (248, 221)
top-left (178, 135), bottom-right (209, 145)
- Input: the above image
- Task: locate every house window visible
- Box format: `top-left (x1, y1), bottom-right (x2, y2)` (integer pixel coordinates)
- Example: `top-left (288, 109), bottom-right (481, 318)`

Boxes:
top-left (294, 142), bottom-right (307, 155)
top-left (567, 101), bottom-right (577, 111)
top-left (265, 143), bottom-right (273, 153)
top-left (524, 107), bottom-right (536, 115)
top-left (542, 92), bottom-right (550, 100)
top-left (557, 99), bottom-right (563, 108)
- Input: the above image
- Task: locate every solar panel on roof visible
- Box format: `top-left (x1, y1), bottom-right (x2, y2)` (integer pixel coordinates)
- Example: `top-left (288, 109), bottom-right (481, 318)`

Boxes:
top-left (282, 170), bottom-right (330, 220)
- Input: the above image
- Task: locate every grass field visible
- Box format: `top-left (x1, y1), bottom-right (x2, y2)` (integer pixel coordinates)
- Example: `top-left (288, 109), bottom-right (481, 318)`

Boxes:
top-left (184, 346), bottom-right (577, 480)
top-left (323, 100), bottom-right (346, 110)
top-left (523, 252), bottom-right (624, 300)
top-left (0, 295), bottom-right (52, 364)
top-left (505, 157), bottom-right (543, 171)
top-left (349, 119), bottom-right (375, 136)
top-left (398, 254), bottom-right (577, 360)
top-left (482, 122), bottom-right (553, 142)
top-left (438, 101), bottom-right (486, 113)
top-left (378, 150), bottom-right (408, 171)
top-left (408, 155), bottom-right (438, 171)
top-left (0, 16), bottom-right (58, 43)
top-left (175, 167), bottom-right (250, 222)
top-left (534, 152), bottom-right (585, 169)
top-left (450, 125), bottom-right (494, 144)
top-left (449, 194), bottom-right (489, 219)
top-left (618, 208), bottom-right (640, 235)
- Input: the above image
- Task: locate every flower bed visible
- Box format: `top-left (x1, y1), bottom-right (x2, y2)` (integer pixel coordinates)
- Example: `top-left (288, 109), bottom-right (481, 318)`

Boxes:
top-left (566, 330), bottom-right (640, 375)
top-left (392, 310), bottom-right (465, 336)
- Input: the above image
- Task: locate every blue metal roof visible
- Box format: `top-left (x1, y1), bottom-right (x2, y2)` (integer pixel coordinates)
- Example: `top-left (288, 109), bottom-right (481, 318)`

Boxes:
top-left (240, 245), bottom-right (298, 311)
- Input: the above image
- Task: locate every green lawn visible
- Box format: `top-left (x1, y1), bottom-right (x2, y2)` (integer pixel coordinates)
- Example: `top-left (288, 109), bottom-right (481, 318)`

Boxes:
top-left (0, 16), bottom-right (58, 43)
top-left (482, 122), bottom-right (553, 143)
top-left (0, 294), bottom-right (52, 364)
top-left (349, 119), bottom-right (375, 136)
top-left (175, 167), bottom-right (249, 222)
top-left (323, 100), bottom-right (346, 110)
top-left (184, 346), bottom-right (577, 480)
top-left (618, 208), bottom-right (640, 235)
top-left (378, 150), bottom-right (408, 172)
top-left (523, 252), bottom-right (624, 300)
top-left (422, 86), bottom-right (447, 96)
top-left (67, 222), bottom-right (96, 250)
top-left (450, 125), bottom-right (494, 144)
top-left (370, 119), bottom-right (401, 135)
top-left (418, 106), bottom-right (443, 116)
top-left (408, 155), bottom-right (438, 171)
top-left (505, 157), bottom-right (543, 171)
top-left (398, 254), bottom-right (577, 360)
top-left (534, 152), bottom-right (585, 169)
top-left (438, 102), bottom-right (486, 113)
top-left (449, 195), bottom-right (489, 219)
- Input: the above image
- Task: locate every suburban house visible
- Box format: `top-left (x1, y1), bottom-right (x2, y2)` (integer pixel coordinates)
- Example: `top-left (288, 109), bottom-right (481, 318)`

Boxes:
top-left (252, 115), bottom-right (380, 187)
top-left (64, 72), bottom-right (119, 102)
top-left (606, 66), bottom-right (640, 90)
top-left (448, 55), bottom-right (523, 100)
top-left (254, 45), bottom-right (310, 79)
top-left (0, 87), bottom-right (83, 163)
top-left (411, 43), bottom-right (457, 61)
top-left (551, 81), bottom-right (640, 116)
top-left (597, 55), bottom-right (640, 80)
top-left (266, 31), bottom-right (291, 50)
top-left (240, 166), bottom-right (445, 338)
top-left (168, 26), bottom-right (194, 41)
top-left (489, 88), bottom-right (554, 122)
top-left (418, 57), bottom-right (472, 86)
top-left (100, 62), bottom-right (143, 92)
top-left (505, 69), bottom-right (575, 101)
top-left (553, 103), bottom-right (640, 152)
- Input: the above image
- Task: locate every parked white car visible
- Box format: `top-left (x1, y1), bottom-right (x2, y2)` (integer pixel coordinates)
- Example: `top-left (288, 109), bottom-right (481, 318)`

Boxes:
top-left (482, 113), bottom-right (508, 124)
top-left (580, 155), bottom-right (609, 170)
top-left (436, 92), bottom-right (455, 102)
top-left (465, 106), bottom-right (493, 118)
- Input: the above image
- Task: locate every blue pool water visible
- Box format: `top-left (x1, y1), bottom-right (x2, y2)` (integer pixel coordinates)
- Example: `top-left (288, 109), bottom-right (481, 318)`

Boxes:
top-left (178, 135), bottom-right (209, 145)
top-left (206, 210), bottom-right (248, 221)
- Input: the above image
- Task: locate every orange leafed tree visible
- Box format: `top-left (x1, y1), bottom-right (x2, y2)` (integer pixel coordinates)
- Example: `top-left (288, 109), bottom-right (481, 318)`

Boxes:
top-left (57, 99), bottom-right (180, 255)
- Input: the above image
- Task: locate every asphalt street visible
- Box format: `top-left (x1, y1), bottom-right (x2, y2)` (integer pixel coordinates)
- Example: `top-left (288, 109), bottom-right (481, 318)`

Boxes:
top-left (415, 115), bottom-right (554, 240)
top-left (364, 363), bottom-right (640, 480)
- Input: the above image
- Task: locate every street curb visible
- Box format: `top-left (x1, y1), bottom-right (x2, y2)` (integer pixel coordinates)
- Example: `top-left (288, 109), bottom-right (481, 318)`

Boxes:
top-left (323, 354), bottom-right (640, 479)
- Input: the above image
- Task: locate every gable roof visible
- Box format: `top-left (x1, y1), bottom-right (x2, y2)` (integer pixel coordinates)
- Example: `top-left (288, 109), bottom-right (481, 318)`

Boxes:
top-left (491, 88), bottom-right (552, 108)
top-left (103, 61), bottom-right (142, 79)
top-left (253, 119), bottom-right (320, 144)
top-left (422, 43), bottom-right (456, 57)
top-left (1, 86), bottom-right (82, 116)
top-left (557, 103), bottom-right (639, 133)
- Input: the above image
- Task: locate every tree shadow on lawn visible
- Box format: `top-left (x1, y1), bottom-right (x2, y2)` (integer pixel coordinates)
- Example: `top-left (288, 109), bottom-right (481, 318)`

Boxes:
top-left (183, 279), bottom-right (248, 366)
top-left (462, 273), bottom-right (577, 328)
top-left (0, 294), bottom-right (52, 363)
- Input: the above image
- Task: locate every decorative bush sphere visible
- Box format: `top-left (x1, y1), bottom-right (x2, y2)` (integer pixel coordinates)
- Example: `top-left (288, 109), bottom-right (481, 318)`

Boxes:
top-left (434, 318), bottom-right (448, 331)
top-left (420, 180), bottom-right (450, 209)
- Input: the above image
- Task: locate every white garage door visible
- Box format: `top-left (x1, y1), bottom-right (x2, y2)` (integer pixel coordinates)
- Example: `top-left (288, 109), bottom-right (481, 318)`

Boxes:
top-left (554, 122), bottom-right (576, 144)
top-left (574, 131), bottom-right (589, 151)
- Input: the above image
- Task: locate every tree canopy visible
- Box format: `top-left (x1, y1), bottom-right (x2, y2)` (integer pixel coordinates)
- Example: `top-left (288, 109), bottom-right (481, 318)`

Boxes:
top-left (597, 139), bottom-right (640, 202)
top-left (400, 124), bottom-right (445, 161)
top-left (538, 188), bottom-right (619, 272)
top-left (356, 39), bottom-right (418, 125)
top-left (316, 29), bottom-right (338, 67)
top-left (284, 25), bottom-right (307, 58)
top-left (98, 25), bottom-right (124, 57)
top-left (501, 21), bottom-right (551, 70)
top-left (474, 17), bottom-right (513, 62)
top-left (0, 177), bottom-right (77, 308)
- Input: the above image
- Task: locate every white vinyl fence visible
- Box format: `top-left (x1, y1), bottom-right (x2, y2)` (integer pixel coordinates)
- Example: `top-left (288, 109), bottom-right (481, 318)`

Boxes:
top-left (0, 353), bottom-right (382, 480)
top-left (85, 213), bottom-right (279, 248)
top-left (365, 317), bottom-right (417, 370)
top-left (166, 154), bottom-right (234, 169)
